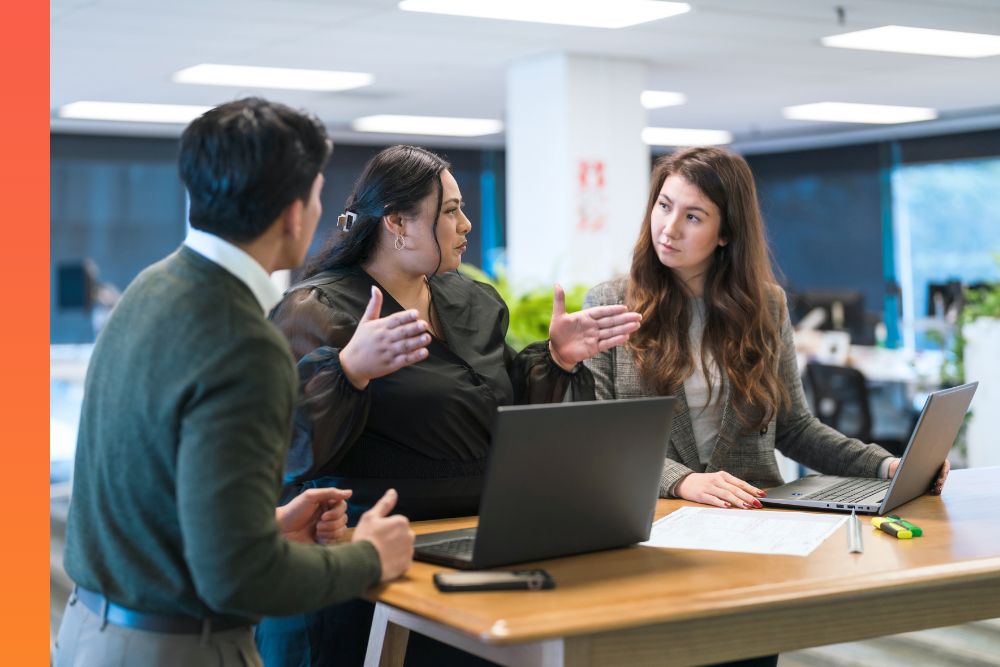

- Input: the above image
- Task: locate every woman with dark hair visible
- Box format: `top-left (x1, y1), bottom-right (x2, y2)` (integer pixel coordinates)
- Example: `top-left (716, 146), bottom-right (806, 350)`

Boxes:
top-left (256, 145), bottom-right (641, 667)
top-left (584, 146), bottom-right (949, 510)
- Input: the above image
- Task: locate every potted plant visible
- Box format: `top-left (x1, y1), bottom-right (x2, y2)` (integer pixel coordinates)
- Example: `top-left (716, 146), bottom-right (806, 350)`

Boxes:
top-left (458, 264), bottom-right (589, 352)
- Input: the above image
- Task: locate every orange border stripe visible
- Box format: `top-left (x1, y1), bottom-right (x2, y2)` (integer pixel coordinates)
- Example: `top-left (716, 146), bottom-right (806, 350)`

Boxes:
top-left (1, 1), bottom-right (51, 663)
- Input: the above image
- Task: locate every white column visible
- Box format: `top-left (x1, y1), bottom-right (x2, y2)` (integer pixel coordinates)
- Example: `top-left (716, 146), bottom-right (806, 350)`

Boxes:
top-left (506, 53), bottom-right (650, 291)
top-left (963, 317), bottom-right (1000, 468)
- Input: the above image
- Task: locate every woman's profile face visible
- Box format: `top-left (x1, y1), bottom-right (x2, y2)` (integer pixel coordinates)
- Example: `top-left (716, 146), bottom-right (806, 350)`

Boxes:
top-left (649, 173), bottom-right (727, 289)
top-left (398, 169), bottom-right (472, 274)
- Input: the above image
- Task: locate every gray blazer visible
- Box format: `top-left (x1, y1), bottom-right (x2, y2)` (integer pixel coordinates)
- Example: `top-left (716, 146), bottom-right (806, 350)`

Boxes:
top-left (583, 278), bottom-right (892, 497)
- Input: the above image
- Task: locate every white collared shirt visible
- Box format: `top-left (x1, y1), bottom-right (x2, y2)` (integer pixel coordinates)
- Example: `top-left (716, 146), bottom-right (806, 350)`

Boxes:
top-left (183, 227), bottom-right (282, 315)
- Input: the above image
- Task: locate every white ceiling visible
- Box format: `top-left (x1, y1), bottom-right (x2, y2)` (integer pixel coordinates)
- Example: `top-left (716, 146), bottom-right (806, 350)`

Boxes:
top-left (50, 0), bottom-right (1000, 152)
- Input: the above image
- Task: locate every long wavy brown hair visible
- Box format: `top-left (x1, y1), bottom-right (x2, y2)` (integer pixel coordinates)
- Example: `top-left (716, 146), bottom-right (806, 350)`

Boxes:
top-left (626, 147), bottom-right (789, 432)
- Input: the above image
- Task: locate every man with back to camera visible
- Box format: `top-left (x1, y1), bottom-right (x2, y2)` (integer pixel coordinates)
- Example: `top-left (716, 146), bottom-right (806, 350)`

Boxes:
top-left (55, 97), bottom-right (414, 666)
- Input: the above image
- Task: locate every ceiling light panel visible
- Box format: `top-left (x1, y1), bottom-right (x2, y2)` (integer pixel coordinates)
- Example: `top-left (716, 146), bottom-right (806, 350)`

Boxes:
top-left (398, 0), bottom-right (690, 29)
top-left (58, 101), bottom-right (212, 124)
top-left (642, 127), bottom-right (732, 146)
top-left (173, 64), bottom-right (374, 91)
top-left (782, 102), bottom-right (938, 125)
top-left (352, 115), bottom-right (504, 137)
top-left (822, 25), bottom-right (1000, 59)
top-left (641, 90), bottom-right (687, 109)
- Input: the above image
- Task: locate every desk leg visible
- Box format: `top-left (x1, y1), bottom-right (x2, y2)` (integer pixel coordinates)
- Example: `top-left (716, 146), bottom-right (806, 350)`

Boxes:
top-left (364, 602), bottom-right (592, 667)
top-left (365, 603), bottom-right (410, 667)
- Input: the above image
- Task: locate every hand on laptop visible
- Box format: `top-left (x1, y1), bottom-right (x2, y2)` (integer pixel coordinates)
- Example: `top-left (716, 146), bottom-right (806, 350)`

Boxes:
top-left (888, 458), bottom-right (950, 495)
top-left (930, 460), bottom-right (950, 494)
top-left (675, 471), bottom-right (766, 509)
top-left (352, 488), bottom-right (415, 582)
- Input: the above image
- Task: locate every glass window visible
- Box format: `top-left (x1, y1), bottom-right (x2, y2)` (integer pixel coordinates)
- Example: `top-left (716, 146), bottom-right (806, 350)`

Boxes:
top-left (892, 157), bottom-right (1000, 350)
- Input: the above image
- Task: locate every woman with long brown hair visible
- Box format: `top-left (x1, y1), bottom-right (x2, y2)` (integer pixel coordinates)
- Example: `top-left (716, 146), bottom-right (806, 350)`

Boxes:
top-left (584, 146), bottom-right (948, 512)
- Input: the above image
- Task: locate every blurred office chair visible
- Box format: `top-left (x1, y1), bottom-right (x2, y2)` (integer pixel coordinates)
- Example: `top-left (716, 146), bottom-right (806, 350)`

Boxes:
top-left (804, 362), bottom-right (873, 443)
top-left (804, 362), bottom-right (908, 456)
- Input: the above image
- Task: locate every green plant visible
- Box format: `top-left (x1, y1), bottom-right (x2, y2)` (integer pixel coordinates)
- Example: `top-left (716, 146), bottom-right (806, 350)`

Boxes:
top-left (458, 264), bottom-right (589, 351)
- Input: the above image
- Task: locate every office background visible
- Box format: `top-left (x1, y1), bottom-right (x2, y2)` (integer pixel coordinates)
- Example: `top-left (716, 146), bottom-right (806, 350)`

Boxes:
top-left (50, 1), bottom-right (1000, 662)
top-left (50, 129), bottom-right (1000, 345)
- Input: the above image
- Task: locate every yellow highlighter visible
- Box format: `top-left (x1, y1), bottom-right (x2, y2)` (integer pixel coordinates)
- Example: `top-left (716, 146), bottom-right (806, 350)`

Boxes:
top-left (871, 516), bottom-right (913, 539)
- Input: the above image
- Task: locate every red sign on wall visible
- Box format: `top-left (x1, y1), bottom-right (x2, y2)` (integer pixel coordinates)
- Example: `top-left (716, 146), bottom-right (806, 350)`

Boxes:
top-left (577, 159), bottom-right (607, 231)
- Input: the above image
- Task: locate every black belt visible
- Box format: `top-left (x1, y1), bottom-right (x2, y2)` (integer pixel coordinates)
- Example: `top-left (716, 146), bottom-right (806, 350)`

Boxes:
top-left (73, 586), bottom-right (251, 635)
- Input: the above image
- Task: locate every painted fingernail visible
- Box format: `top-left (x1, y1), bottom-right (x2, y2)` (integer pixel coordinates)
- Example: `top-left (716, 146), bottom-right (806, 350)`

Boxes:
top-left (724, 502), bottom-right (732, 508)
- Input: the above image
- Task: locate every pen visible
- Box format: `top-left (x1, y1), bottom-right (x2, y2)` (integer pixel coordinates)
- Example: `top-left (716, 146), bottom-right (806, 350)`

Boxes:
top-left (887, 515), bottom-right (923, 537)
top-left (871, 516), bottom-right (914, 539)
top-left (848, 509), bottom-right (863, 553)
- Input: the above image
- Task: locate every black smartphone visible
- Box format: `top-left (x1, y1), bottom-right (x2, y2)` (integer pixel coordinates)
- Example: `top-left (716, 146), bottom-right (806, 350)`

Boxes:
top-left (432, 569), bottom-right (556, 593)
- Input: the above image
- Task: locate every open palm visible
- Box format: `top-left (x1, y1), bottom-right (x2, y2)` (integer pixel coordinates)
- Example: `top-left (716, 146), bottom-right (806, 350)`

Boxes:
top-left (548, 285), bottom-right (641, 369)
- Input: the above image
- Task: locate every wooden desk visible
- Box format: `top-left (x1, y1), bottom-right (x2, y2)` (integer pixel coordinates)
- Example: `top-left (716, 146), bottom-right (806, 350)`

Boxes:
top-left (364, 468), bottom-right (1000, 666)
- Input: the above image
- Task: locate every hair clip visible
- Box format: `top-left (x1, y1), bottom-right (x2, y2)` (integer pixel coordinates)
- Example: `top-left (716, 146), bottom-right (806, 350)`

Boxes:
top-left (336, 211), bottom-right (357, 232)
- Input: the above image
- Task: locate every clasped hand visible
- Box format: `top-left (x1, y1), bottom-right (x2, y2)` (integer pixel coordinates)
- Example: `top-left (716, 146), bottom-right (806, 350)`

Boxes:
top-left (548, 285), bottom-right (642, 371)
top-left (277, 487), bottom-right (415, 582)
top-left (277, 487), bottom-right (352, 545)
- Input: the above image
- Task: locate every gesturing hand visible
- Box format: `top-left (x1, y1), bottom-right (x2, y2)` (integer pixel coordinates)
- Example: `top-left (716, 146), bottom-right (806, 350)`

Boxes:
top-left (277, 487), bottom-right (352, 544)
top-left (352, 489), bottom-right (415, 583)
top-left (548, 284), bottom-right (642, 371)
top-left (339, 286), bottom-right (431, 390)
top-left (674, 471), bottom-right (766, 509)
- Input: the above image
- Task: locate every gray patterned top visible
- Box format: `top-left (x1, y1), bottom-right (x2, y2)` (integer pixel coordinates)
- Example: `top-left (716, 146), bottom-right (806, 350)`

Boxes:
top-left (583, 278), bottom-right (893, 497)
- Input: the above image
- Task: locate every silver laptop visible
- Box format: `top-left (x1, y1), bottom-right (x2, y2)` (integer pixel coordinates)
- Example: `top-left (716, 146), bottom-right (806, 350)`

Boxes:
top-left (762, 382), bottom-right (977, 515)
top-left (414, 397), bottom-right (677, 569)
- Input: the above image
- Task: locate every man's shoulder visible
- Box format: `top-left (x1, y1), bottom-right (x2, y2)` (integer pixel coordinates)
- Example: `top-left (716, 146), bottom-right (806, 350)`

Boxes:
top-left (109, 250), bottom-right (292, 365)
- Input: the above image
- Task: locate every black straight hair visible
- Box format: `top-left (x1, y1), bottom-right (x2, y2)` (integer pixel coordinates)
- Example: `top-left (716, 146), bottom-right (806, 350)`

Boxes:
top-left (179, 97), bottom-right (331, 243)
top-left (304, 145), bottom-right (450, 278)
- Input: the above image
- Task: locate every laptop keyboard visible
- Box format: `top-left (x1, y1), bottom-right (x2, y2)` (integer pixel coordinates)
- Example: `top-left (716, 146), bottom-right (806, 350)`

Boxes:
top-left (417, 537), bottom-right (476, 560)
top-left (806, 477), bottom-right (889, 503)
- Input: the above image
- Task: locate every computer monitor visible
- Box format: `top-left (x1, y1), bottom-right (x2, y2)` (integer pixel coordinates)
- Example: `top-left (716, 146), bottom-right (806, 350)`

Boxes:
top-left (790, 289), bottom-right (869, 344)
top-left (57, 261), bottom-right (97, 310)
top-left (926, 280), bottom-right (963, 318)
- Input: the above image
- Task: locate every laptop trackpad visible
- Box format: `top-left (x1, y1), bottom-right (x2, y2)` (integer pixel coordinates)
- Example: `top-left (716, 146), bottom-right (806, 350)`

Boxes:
top-left (768, 475), bottom-right (848, 499)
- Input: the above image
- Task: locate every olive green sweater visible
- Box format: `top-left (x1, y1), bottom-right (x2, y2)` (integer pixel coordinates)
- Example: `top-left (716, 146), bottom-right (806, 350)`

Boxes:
top-left (65, 247), bottom-right (381, 622)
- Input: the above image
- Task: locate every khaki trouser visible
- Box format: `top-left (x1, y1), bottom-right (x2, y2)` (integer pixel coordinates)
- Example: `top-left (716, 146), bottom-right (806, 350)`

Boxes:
top-left (54, 596), bottom-right (262, 667)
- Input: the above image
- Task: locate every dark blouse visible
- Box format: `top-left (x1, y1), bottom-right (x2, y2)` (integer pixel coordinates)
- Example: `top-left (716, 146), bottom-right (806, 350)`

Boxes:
top-left (270, 267), bottom-right (595, 520)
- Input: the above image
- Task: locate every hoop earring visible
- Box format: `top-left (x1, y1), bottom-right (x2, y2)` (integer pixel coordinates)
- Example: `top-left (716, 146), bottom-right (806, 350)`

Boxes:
top-left (394, 233), bottom-right (406, 251)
